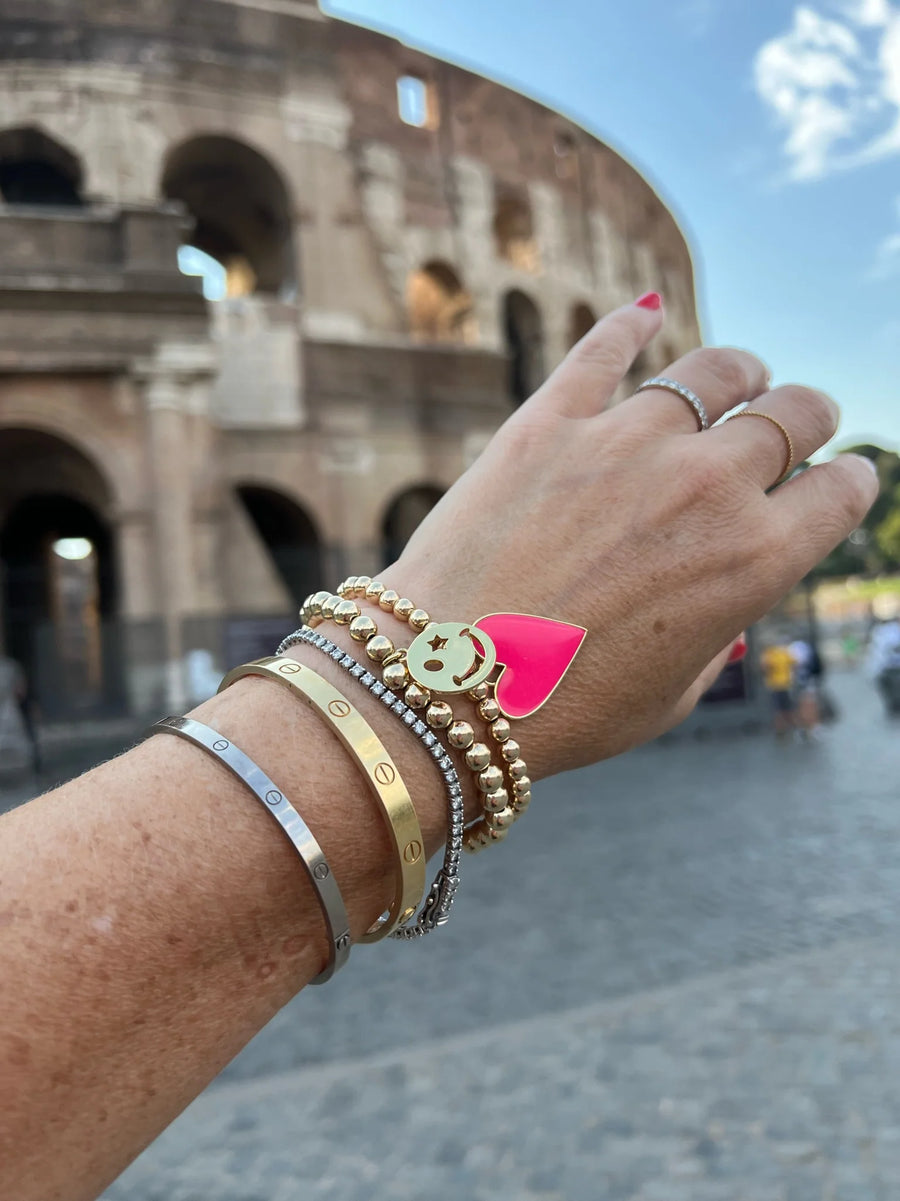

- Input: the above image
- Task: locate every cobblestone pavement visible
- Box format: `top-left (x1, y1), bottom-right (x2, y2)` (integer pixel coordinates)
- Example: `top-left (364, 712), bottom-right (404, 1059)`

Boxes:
top-left (5, 670), bottom-right (900, 1199)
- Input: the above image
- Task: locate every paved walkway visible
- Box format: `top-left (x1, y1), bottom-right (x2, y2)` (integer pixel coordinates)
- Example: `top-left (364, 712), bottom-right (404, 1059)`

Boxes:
top-left (6, 671), bottom-right (900, 1199)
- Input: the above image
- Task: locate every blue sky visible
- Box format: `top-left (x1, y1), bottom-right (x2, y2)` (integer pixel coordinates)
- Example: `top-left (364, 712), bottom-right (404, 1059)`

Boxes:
top-left (322, 0), bottom-right (899, 451)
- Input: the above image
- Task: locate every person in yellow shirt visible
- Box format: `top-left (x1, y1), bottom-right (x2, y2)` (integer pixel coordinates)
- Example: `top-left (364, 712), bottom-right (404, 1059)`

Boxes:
top-left (761, 640), bottom-right (796, 734)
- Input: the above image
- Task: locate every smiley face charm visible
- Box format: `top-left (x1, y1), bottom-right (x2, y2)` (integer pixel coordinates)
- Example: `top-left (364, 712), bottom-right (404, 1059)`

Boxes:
top-left (405, 622), bottom-right (497, 695)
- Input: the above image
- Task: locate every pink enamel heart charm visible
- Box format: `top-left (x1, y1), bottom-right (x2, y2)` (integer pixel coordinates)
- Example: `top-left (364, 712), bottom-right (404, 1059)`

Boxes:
top-left (472, 613), bottom-right (586, 720)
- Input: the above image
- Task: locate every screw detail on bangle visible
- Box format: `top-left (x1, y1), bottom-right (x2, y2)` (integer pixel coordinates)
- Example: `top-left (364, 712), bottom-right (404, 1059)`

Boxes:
top-left (280, 626), bottom-right (465, 934)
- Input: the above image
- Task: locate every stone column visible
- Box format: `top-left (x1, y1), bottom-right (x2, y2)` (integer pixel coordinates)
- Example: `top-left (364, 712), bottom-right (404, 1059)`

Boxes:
top-left (137, 344), bottom-right (217, 710)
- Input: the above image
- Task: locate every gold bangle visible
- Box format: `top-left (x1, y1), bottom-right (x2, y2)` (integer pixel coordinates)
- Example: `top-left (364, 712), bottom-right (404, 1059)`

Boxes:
top-left (218, 656), bottom-right (426, 942)
top-left (301, 581), bottom-right (531, 852)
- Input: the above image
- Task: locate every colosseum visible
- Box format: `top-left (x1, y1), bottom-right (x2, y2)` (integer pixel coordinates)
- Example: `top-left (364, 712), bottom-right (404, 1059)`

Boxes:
top-left (0, 0), bottom-right (701, 721)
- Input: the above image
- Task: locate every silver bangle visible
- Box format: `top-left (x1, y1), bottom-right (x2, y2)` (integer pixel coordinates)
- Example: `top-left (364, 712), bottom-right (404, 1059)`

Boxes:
top-left (278, 626), bottom-right (464, 938)
top-left (148, 715), bottom-right (352, 983)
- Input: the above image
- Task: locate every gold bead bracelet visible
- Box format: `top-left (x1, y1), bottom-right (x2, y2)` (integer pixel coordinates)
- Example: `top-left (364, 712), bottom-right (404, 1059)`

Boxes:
top-left (300, 580), bottom-right (531, 851)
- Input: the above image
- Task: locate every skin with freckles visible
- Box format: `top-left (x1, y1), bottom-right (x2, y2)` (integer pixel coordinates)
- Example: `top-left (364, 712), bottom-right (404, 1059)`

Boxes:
top-left (0, 298), bottom-right (879, 1201)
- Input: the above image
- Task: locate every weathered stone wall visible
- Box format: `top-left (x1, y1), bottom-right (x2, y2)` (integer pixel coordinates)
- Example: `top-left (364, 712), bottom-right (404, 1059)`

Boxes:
top-left (0, 0), bottom-right (702, 712)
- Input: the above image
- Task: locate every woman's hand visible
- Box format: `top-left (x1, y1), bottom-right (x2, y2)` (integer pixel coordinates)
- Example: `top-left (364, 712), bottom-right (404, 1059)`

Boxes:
top-left (385, 297), bottom-right (878, 777)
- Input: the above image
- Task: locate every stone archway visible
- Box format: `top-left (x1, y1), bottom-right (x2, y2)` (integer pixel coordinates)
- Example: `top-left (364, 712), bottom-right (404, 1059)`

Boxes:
top-left (0, 428), bottom-right (122, 718)
top-left (0, 125), bottom-right (83, 206)
top-left (162, 134), bottom-right (297, 299)
top-left (407, 261), bottom-right (476, 344)
top-left (381, 485), bottom-right (444, 566)
top-left (235, 484), bottom-right (323, 607)
top-left (503, 289), bottom-right (544, 406)
top-left (568, 301), bottom-right (596, 348)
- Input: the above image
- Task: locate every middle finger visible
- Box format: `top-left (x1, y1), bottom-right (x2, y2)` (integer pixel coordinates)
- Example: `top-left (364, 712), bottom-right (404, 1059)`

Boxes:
top-left (614, 346), bottom-right (771, 434)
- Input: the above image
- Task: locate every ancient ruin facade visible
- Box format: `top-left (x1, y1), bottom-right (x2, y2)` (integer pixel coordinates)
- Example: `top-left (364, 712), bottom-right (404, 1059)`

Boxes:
top-left (0, 0), bottom-right (701, 718)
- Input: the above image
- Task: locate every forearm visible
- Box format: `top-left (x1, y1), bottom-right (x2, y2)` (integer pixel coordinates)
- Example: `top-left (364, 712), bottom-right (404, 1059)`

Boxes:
top-left (0, 633), bottom-right (468, 1201)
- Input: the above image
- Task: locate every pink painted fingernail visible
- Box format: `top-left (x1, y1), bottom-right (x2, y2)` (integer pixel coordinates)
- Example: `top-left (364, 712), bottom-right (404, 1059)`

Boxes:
top-left (634, 291), bottom-right (662, 311)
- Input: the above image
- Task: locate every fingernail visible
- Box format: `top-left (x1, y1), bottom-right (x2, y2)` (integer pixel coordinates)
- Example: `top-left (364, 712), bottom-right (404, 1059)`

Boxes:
top-left (728, 635), bottom-right (748, 664)
top-left (634, 291), bottom-right (662, 311)
top-left (849, 453), bottom-right (878, 476)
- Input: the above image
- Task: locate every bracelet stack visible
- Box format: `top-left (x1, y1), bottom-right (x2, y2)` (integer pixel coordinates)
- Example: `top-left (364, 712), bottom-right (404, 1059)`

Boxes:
top-left (291, 578), bottom-right (531, 852)
top-left (147, 571), bottom-right (585, 985)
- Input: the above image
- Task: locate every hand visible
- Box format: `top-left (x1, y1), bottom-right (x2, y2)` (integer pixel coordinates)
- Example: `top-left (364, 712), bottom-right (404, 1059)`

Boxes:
top-left (384, 298), bottom-right (878, 776)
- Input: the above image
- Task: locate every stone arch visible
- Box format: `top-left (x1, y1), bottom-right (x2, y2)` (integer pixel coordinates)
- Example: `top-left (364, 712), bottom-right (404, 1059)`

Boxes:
top-left (568, 302), bottom-right (597, 348)
top-left (382, 484), bottom-right (444, 566)
top-left (0, 406), bottom-right (138, 521)
top-left (407, 261), bottom-right (476, 344)
top-left (234, 484), bottom-right (323, 606)
top-left (503, 289), bottom-right (545, 406)
top-left (493, 189), bottom-right (538, 271)
top-left (627, 349), bottom-right (653, 395)
top-left (0, 125), bottom-right (84, 206)
top-left (0, 428), bottom-right (122, 717)
top-left (162, 134), bottom-right (297, 298)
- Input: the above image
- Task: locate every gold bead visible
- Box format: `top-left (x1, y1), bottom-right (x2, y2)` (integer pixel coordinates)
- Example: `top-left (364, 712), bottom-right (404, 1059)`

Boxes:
top-left (366, 634), bottom-right (395, 663)
top-left (463, 822), bottom-right (491, 854)
top-left (353, 575), bottom-right (372, 596)
top-left (486, 804), bottom-right (516, 830)
top-left (501, 739), bottom-right (521, 763)
top-left (426, 701), bottom-right (453, 729)
top-left (512, 790), bottom-right (531, 813)
top-left (478, 697), bottom-right (501, 723)
top-left (404, 682), bottom-right (431, 709)
top-left (465, 742), bottom-right (491, 771)
top-left (468, 682), bottom-right (491, 702)
top-left (447, 721), bottom-right (475, 750)
top-left (365, 580), bottom-right (386, 602)
top-left (478, 764), bottom-right (504, 793)
top-left (309, 591), bottom-right (331, 617)
top-left (321, 595), bottom-right (340, 620)
top-left (379, 589), bottom-right (400, 611)
top-left (487, 824), bottom-right (509, 843)
top-left (394, 597), bottom-right (415, 621)
top-left (513, 775), bottom-right (532, 796)
top-left (349, 614), bottom-right (378, 642)
top-left (333, 599), bottom-right (361, 625)
top-left (409, 608), bottom-right (431, 632)
top-left (508, 758), bottom-right (528, 781)
top-left (339, 577), bottom-right (357, 596)
top-left (483, 786), bottom-right (509, 813)
top-left (383, 661), bottom-right (410, 691)
top-left (490, 717), bottom-right (511, 742)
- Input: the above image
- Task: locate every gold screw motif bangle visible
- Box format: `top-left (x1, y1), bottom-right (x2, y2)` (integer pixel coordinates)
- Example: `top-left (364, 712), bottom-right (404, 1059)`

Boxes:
top-left (218, 656), bottom-right (426, 940)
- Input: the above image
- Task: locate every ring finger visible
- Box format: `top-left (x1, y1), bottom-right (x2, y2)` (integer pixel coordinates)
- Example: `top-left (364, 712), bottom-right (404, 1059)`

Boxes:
top-left (616, 346), bottom-right (771, 434)
top-left (708, 384), bottom-right (840, 488)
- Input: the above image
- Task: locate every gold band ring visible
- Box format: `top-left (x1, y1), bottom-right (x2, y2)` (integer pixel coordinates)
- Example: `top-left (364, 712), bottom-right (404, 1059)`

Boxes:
top-left (219, 656), bottom-right (426, 943)
top-left (728, 409), bottom-right (795, 482)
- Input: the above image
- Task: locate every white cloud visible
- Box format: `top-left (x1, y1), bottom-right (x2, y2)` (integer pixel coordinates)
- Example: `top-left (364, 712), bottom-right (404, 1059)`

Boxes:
top-left (754, 2), bottom-right (900, 180)
top-left (837, 0), bottom-right (892, 24)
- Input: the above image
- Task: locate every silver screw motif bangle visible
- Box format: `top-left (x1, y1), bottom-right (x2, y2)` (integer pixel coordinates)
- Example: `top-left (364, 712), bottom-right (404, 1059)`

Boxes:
top-left (148, 715), bottom-right (352, 983)
top-left (278, 626), bottom-right (465, 938)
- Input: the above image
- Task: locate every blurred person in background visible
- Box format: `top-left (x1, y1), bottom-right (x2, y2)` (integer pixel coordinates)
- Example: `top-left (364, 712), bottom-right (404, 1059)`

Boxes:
top-left (0, 652), bottom-right (37, 775)
top-left (761, 637), bottom-right (796, 736)
top-left (789, 635), bottom-right (824, 738)
top-left (867, 616), bottom-right (900, 716)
